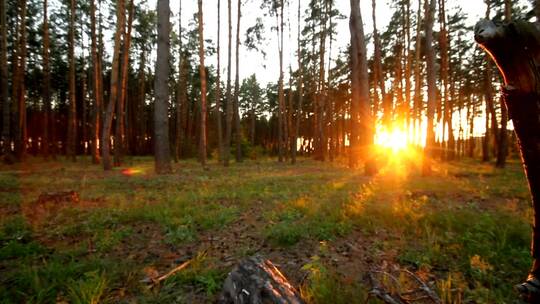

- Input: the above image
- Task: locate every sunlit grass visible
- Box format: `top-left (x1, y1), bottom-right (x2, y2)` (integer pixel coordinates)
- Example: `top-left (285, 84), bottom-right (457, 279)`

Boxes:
top-left (0, 156), bottom-right (533, 302)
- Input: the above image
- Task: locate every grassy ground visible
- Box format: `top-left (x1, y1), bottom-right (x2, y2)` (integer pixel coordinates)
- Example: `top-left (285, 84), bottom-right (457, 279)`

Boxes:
top-left (0, 152), bottom-right (532, 303)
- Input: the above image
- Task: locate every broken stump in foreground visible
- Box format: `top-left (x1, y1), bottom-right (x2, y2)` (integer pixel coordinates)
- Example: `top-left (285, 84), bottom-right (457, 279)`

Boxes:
top-left (219, 255), bottom-right (304, 304)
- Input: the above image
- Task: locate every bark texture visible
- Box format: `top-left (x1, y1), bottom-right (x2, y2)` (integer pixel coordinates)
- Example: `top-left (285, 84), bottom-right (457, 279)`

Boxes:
top-left (67, 0), bottom-right (77, 161)
top-left (102, 0), bottom-right (124, 170)
top-left (219, 256), bottom-right (304, 304)
top-left (198, 0), bottom-right (207, 167)
top-left (154, 0), bottom-right (172, 173)
top-left (475, 19), bottom-right (540, 300)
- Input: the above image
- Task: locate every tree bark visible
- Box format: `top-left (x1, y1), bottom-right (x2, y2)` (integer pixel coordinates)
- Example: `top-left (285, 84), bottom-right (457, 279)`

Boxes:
top-left (412, 0), bottom-right (423, 146)
top-left (42, 0), bottom-right (51, 158)
top-left (422, 0), bottom-right (436, 176)
top-left (14, 0), bottom-right (27, 161)
top-left (0, 0), bottom-right (7, 154)
top-left (349, 0), bottom-right (361, 169)
top-left (114, 0), bottom-right (134, 167)
top-left (233, 0), bottom-right (242, 162)
top-left (354, 0), bottom-right (375, 175)
top-left (67, 0), bottom-right (77, 161)
top-left (277, 1), bottom-right (285, 162)
top-left (102, 0), bottom-right (125, 170)
top-left (215, 0), bottom-right (223, 162)
top-left (371, 0), bottom-right (384, 131)
top-left (175, 3), bottom-right (183, 162)
top-left (219, 256), bottom-right (304, 304)
top-left (475, 18), bottom-right (540, 296)
top-left (438, 0), bottom-right (454, 161)
top-left (496, 0), bottom-right (511, 168)
top-left (90, 0), bottom-right (101, 164)
top-left (198, 0), bottom-right (207, 167)
top-left (292, 0), bottom-right (303, 165)
top-left (154, 0), bottom-right (172, 174)
top-left (224, 0), bottom-right (233, 167)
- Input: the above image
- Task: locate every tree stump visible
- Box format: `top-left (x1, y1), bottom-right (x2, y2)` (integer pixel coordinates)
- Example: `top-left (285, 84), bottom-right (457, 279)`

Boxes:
top-left (219, 256), bottom-right (304, 304)
top-left (475, 19), bottom-right (540, 303)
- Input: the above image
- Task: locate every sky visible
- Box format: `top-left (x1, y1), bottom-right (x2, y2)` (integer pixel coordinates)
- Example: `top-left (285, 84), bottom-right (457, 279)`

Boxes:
top-left (154, 0), bottom-right (491, 86)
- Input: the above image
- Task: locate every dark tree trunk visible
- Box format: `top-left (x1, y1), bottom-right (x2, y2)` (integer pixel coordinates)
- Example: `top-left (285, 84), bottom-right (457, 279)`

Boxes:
top-left (102, 0), bottom-right (125, 170)
top-left (413, 0), bottom-right (422, 146)
top-left (175, 2), bottom-right (183, 162)
top-left (42, 0), bottom-right (50, 158)
top-left (12, 0), bottom-right (27, 161)
top-left (154, 0), bottom-right (172, 173)
top-left (0, 0), bottom-right (7, 154)
top-left (422, 0), bottom-right (436, 176)
top-left (90, 0), bottom-right (102, 164)
top-left (67, 0), bottom-right (76, 162)
top-left (496, 0), bottom-right (511, 168)
top-left (277, 3), bottom-right (285, 162)
top-left (233, 0), bottom-right (242, 162)
top-left (215, 0), bottom-right (223, 162)
top-left (291, 0), bottom-right (303, 165)
top-left (114, 0), bottom-right (134, 167)
top-left (475, 18), bottom-right (540, 298)
top-left (198, 0), bottom-right (207, 168)
top-left (224, 0), bottom-right (233, 167)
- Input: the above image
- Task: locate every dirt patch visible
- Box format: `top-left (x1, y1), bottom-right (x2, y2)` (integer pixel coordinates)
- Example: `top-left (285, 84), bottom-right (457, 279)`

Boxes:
top-left (22, 191), bottom-right (110, 226)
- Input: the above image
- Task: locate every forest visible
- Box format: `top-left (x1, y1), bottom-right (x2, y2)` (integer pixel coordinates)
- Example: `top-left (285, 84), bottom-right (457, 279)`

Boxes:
top-left (1, 0), bottom-right (540, 302)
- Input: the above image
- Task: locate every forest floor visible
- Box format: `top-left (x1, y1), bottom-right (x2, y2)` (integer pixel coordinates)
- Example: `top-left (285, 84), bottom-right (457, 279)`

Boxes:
top-left (0, 152), bottom-right (533, 303)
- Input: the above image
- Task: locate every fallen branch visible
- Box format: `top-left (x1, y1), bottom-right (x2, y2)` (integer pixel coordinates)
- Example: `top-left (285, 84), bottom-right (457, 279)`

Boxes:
top-left (155, 259), bottom-right (191, 283)
top-left (141, 259), bottom-right (192, 288)
top-left (366, 267), bottom-right (441, 304)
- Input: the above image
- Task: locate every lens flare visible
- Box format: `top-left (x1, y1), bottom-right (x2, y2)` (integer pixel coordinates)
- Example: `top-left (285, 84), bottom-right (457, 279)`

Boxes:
top-left (375, 127), bottom-right (408, 152)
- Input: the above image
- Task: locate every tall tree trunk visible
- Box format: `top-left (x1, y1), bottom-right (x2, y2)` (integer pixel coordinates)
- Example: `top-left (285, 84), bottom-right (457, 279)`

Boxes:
top-left (349, 0), bottom-right (360, 168)
top-left (484, 2), bottom-right (498, 161)
top-left (371, 0), bottom-right (383, 131)
top-left (422, 0), bottom-right (436, 176)
top-left (292, 0), bottom-right (303, 165)
top-left (81, 42), bottom-right (88, 155)
top-left (102, 0), bottom-right (125, 170)
top-left (198, 0), bottom-right (207, 167)
top-left (413, 0), bottom-right (423, 146)
top-left (233, 0), bottom-right (242, 162)
top-left (175, 2), bottom-right (183, 162)
top-left (277, 1), bottom-right (285, 162)
top-left (42, 0), bottom-right (51, 158)
top-left (404, 0), bottom-right (412, 140)
top-left (438, 0), bottom-right (454, 160)
top-left (66, 0), bottom-right (77, 161)
top-left (136, 49), bottom-right (146, 155)
top-left (224, 0), bottom-right (233, 166)
top-left (0, 0), bottom-right (7, 154)
top-left (215, 0), bottom-right (223, 162)
top-left (353, 0), bottom-right (374, 175)
top-left (482, 98), bottom-right (490, 161)
top-left (316, 0), bottom-right (327, 162)
top-left (154, 0), bottom-right (172, 173)
top-left (467, 94), bottom-right (475, 158)
top-left (90, 0), bottom-right (101, 164)
top-left (114, 0), bottom-right (134, 167)
top-left (14, 0), bottom-right (27, 160)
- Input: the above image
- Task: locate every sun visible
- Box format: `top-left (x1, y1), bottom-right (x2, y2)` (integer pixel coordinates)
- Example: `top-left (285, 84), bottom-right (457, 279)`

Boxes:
top-left (375, 127), bottom-right (408, 152)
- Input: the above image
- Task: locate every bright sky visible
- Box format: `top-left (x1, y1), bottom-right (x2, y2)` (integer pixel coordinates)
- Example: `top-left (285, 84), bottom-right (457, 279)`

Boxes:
top-left (156, 0), bottom-right (490, 86)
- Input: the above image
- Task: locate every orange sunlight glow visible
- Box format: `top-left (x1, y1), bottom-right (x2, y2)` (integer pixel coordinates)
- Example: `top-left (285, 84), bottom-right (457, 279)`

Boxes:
top-left (121, 168), bottom-right (143, 176)
top-left (375, 127), bottom-right (409, 153)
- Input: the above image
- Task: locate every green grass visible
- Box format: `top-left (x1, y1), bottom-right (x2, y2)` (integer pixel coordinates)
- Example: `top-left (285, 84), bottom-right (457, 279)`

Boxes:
top-left (0, 156), bottom-right (533, 303)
